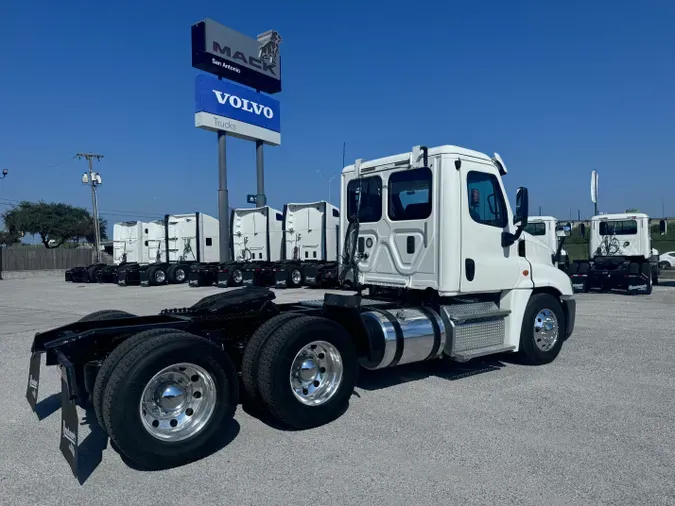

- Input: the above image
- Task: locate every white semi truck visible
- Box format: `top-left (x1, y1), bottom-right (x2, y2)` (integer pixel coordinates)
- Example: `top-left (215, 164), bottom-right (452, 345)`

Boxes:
top-left (66, 220), bottom-right (166, 283)
top-left (190, 206), bottom-right (285, 288)
top-left (523, 216), bottom-right (570, 272)
top-left (118, 213), bottom-right (220, 287)
top-left (569, 212), bottom-right (662, 294)
top-left (28, 144), bottom-right (576, 478)
top-left (273, 201), bottom-right (341, 288)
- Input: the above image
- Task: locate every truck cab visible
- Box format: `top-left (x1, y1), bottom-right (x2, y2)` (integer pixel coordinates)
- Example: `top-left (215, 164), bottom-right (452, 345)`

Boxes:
top-left (523, 216), bottom-right (571, 272)
top-left (339, 145), bottom-right (575, 363)
top-left (569, 213), bottom-right (660, 294)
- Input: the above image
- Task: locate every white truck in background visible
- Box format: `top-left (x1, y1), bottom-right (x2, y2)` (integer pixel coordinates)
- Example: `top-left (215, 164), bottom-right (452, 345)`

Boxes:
top-left (118, 212), bottom-right (220, 287)
top-left (273, 201), bottom-right (341, 288)
top-left (189, 206), bottom-right (284, 288)
top-left (569, 212), bottom-right (663, 294)
top-left (523, 216), bottom-right (570, 272)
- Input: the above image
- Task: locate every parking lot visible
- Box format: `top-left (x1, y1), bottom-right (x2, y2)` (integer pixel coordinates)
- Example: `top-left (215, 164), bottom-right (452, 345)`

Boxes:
top-left (1, 276), bottom-right (674, 505)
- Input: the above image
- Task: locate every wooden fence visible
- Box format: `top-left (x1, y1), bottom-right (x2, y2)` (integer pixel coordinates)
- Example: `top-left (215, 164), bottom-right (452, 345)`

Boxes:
top-left (0, 247), bottom-right (97, 272)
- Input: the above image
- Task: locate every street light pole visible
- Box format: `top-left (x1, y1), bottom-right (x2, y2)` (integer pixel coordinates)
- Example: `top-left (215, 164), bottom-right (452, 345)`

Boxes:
top-left (76, 153), bottom-right (104, 262)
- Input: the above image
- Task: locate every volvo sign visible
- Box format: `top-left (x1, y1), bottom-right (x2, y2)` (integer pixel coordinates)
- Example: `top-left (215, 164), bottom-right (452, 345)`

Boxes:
top-left (191, 19), bottom-right (282, 94)
top-left (194, 74), bottom-right (280, 145)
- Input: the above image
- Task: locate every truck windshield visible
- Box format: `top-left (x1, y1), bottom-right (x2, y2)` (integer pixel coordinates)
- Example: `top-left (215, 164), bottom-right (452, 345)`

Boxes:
top-left (523, 222), bottom-right (546, 236)
top-left (599, 220), bottom-right (637, 235)
top-left (347, 176), bottom-right (382, 223)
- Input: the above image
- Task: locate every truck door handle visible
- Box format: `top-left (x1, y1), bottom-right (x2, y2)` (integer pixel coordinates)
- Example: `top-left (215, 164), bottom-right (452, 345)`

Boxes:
top-left (407, 236), bottom-right (415, 254)
top-left (465, 259), bottom-right (475, 281)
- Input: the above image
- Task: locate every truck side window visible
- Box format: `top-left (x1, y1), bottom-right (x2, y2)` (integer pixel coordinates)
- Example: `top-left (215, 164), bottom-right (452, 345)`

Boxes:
top-left (347, 176), bottom-right (382, 223)
top-left (466, 171), bottom-right (507, 228)
top-left (599, 220), bottom-right (637, 235)
top-left (523, 222), bottom-right (546, 236)
top-left (388, 167), bottom-right (432, 221)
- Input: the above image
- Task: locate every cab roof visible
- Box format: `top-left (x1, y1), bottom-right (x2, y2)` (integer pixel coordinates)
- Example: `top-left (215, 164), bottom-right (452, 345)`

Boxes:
top-left (527, 216), bottom-right (558, 223)
top-left (341, 145), bottom-right (493, 174)
top-left (591, 213), bottom-right (649, 221)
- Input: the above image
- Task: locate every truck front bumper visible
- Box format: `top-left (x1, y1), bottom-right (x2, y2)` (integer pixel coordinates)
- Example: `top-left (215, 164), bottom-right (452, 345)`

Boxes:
top-left (562, 297), bottom-right (576, 340)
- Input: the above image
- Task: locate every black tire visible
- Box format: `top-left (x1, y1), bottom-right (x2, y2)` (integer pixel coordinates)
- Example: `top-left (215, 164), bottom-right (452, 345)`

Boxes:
top-left (659, 261), bottom-right (669, 270)
top-left (288, 265), bottom-right (303, 288)
top-left (79, 309), bottom-right (136, 322)
top-left (518, 293), bottom-right (566, 365)
top-left (172, 265), bottom-right (189, 284)
top-left (257, 316), bottom-right (358, 429)
top-left (86, 265), bottom-right (102, 283)
top-left (147, 265), bottom-right (167, 286)
top-left (102, 331), bottom-right (239, 470)
top-left (93, 328), bottom-right (180, 434)
top-left (241, 313), bottom-right (301, 408)
top-left (165, 264), bottom-right (178, 281)
top-left (230, 266), bottom-right (244, 286)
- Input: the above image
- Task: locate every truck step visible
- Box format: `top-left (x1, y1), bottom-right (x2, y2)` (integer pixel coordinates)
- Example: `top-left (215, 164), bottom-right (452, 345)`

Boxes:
top-left (440, 302), bottom-right (509, 359)
top-left (453, 345), bottom-right (516, 362)
top-left (440, 301), bottom-right (510, 323)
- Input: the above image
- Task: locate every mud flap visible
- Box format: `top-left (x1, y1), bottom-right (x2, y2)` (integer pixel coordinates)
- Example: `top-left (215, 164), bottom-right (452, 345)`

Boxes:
top-left (188, 271), bottom-right (200, 287)
top-left (59, 372), bottom-right (79, 478)
top-left (140, 269), bottom-right (150, 287)
top-left (274, 269), bottom-right (287, 289)
top-left (626, 279), bottom-right (650, 295)
top-left (26, 352), bottom-right (41, 410)
top-left (570, 277), bottom-right (588, 293)
top-left (242, 271), bottom-right (254, 287)
top-left (117, 270), bottom-right (127, 286)
top-left (217, 271), bottom-right (229, 288)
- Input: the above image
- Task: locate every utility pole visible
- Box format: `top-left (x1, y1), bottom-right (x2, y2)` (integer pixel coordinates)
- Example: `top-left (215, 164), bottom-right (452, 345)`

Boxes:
top-left (76, 153), bottom-right (103, 262)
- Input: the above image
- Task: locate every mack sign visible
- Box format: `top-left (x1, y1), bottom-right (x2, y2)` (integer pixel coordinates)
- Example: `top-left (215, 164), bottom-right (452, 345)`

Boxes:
top-left (194, 74), bottom-right (281, 145)
top-left (191, 19), bottom-right (282, 95)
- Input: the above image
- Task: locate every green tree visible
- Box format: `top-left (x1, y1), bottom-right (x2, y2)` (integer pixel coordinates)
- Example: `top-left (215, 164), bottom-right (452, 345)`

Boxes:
top-left (2, 201), bottom-right (107, 248)
top-left (0, 230), bottom-right (21, 246)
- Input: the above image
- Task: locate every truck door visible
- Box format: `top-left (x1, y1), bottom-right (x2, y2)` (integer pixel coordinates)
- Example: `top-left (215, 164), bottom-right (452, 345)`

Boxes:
top-left (459, 162), bottom-right (526, 293)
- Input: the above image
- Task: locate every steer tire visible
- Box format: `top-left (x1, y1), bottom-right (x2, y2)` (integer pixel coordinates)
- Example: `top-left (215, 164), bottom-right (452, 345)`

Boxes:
top-left (257, 316), bottom-right (358, 430)
top-left (241, 313), bottom-right (301, 410)
top-left (518, 293), bottom-right (566, 365)
top-left (93, 327), bottom-right (181, 435)
top-left (102, 331), bottom-right (239, 470)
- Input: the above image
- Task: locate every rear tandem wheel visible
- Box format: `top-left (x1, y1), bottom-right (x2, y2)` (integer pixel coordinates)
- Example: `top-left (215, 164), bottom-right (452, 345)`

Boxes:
top-left (101, 331), bottom-right (239, 470)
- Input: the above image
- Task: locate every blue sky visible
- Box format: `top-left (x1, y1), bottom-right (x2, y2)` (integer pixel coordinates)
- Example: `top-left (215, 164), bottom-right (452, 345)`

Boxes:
top-left (1, 0), bottom-right (674, 234)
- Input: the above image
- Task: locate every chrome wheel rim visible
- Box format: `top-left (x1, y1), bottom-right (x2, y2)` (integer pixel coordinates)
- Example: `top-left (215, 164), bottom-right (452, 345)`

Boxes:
top-left (175, 268), bottom-right (186, 282)
top-left (155, 270), bottom-right (166, 283)
top-left (533, 309), bottom-right (559, 352)
top-left (291, 269), bottom-right (302, 285)
top-left (289, 341), bottom-right (343, 406)
top-left (233, 270), bottom-right (243, 283)
top-left (139, 362), bottom-right (217, 442)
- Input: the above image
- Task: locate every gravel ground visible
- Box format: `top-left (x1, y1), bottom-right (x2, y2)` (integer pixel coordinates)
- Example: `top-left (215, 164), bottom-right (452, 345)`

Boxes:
top-left (1, 276), bottom-right (674, 506)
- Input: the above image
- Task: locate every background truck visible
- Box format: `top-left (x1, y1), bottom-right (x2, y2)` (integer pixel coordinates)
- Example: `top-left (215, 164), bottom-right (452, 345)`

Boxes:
top-left (190, 206), bottom-right (284, 288)
top-left (569, 212), bottom-right (662, 294)
top-left (27, 143), bottom-right (576, 478)
top-left (65, 220), bottom-right (155, 284)
top-left (118, 212), bottom-right (219, 287)
top-left (273, 201), bottom-right (340, 288)
top-left (523, 216), bottom-right (571, 273)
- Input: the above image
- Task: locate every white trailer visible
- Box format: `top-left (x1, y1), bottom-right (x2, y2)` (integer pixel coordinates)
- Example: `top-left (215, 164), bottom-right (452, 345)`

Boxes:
top-left (523, 216), bottom-right (570, 272)
top-left (32, 143), bottom-right (577, 476)
top-left (569, 212), bottom-right (662, 294)
top-left (273, 201), bottom-right (341, 288)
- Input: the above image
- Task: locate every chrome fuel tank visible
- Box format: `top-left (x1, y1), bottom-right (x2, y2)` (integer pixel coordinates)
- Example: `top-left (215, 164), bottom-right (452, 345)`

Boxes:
top-left (359, 307), bottom-right (446, 370)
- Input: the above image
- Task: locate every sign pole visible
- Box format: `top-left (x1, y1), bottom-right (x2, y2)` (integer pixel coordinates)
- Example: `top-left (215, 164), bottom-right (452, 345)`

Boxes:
top-left (218, 131), bottom-right (232, 262)
top-left (256, 139), bottom-right (266, 207)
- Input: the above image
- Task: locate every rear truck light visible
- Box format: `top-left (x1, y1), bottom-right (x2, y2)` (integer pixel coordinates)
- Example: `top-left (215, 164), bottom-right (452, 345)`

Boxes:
top-left (218, 269), bottom-right (229, 273)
